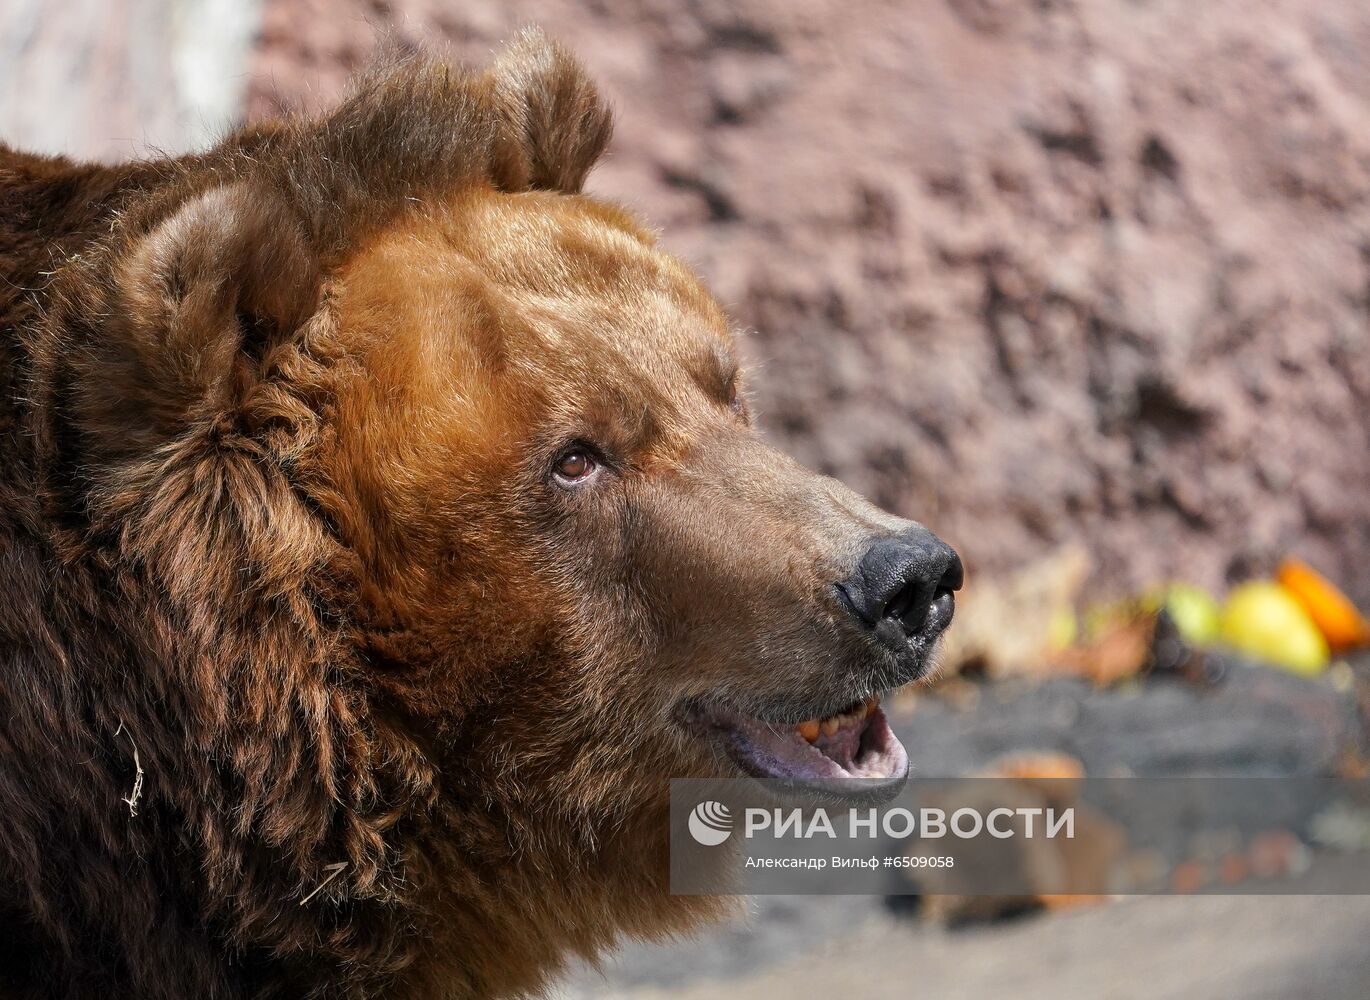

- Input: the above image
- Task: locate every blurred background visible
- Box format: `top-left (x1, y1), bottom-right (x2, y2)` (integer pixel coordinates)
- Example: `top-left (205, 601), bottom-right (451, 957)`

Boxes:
top-left (7, 1), bottom-right (1370, 997)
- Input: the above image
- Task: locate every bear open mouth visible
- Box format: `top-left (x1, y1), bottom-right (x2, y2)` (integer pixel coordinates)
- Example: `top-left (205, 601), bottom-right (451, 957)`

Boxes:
top-left (680, 694), bottom-right (909, 796)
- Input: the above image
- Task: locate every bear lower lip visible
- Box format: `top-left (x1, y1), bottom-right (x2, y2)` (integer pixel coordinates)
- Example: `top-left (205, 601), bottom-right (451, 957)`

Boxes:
top-left (681, 696), bottom-right (910, 796)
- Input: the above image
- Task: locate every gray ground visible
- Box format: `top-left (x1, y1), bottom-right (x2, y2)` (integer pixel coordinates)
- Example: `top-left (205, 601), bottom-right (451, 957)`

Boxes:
top-left (562, 872), bottom-right (1370, 999)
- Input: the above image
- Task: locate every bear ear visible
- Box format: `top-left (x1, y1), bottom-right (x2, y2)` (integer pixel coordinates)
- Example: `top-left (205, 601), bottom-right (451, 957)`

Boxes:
top-left (102, 184), bottom-right (320, 448)
top-left (485, 27), bottom-right (614, 194)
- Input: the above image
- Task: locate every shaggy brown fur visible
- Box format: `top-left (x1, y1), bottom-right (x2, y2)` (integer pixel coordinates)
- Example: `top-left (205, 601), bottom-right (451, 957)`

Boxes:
top-left (0, 30), bottom-right (946, 1000)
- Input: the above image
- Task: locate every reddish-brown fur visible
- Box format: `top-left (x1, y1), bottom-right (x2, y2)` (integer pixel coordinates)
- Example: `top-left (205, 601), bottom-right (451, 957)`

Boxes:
top-left (0, 30), bottom-right (919, 999)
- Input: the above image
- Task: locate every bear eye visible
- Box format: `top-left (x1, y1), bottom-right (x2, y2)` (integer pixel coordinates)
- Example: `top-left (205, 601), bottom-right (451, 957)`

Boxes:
top-left (552, 448), bottom-right (598, 487)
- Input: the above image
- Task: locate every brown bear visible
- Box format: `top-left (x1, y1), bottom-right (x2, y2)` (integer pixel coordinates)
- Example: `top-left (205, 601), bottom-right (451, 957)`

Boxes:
top-left (0, 30), bottom-right (960, 1000)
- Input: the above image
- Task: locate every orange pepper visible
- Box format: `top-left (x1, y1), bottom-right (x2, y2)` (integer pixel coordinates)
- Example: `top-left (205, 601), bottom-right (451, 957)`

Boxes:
top-left (1277, 558), bottom-right (1370, 652)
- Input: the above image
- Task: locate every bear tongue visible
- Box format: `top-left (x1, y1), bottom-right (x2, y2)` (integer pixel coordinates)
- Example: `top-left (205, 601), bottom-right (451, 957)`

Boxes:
top-left (725, 704), bottom-right (907, 783)
top-left (811, 721), bottom-right (864, 769)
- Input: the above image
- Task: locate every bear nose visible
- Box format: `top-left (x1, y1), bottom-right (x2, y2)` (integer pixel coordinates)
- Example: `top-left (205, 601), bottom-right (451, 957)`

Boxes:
top-left (837, 529), bottom-right (963, 638)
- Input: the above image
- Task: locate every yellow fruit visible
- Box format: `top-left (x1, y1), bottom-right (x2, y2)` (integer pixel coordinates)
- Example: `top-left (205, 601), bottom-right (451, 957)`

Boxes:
top-left (1159, 583), bottom-right (1221, 646)
top-left (1047, 606), bottom-right (1078, 650)
top-left (1219, 581), bottom-right (1330, 676)
top-left (1276, 559), bottom-right (1370, 652)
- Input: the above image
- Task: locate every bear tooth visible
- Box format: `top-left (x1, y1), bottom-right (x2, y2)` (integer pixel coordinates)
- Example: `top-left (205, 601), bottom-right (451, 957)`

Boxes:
top-left (797, 720), bottom-right (820, 743)
top-left (821, 717), bottom-right (840, 737)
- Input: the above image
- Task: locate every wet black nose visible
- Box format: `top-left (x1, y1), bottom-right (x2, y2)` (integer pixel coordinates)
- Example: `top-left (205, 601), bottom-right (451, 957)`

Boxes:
top-left (838, 529), bottom-right (963, 639)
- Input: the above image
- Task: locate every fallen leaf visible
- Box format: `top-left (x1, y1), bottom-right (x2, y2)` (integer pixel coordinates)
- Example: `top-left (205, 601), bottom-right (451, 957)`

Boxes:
top-left (938, 544), bottom-right (1092, 679)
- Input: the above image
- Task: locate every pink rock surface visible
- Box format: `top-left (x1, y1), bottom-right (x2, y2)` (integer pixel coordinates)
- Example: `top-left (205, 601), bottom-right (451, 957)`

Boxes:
top-left (247, 1), bottom-right (1370, 601)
